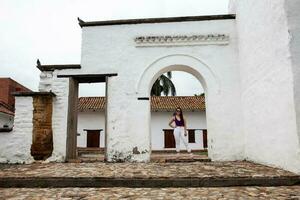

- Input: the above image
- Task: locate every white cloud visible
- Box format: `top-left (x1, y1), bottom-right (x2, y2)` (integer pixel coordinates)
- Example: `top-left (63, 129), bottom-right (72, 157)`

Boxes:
top-left (0, 0), bottom-right (229, 95)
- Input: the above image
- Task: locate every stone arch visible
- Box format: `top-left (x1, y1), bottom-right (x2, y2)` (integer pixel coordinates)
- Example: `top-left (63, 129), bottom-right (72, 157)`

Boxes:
top-left (136, 54), bottom-right (220, 97)
top-left (135, 54), bottom-right (220, 157)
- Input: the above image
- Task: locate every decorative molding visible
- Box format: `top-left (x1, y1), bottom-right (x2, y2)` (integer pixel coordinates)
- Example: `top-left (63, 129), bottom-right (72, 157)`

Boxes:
top-left (134, 34), bottom-right (229, 47)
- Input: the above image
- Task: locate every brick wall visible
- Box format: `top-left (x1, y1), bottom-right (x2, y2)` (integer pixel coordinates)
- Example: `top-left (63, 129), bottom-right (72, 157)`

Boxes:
top-left (31, 95), bottom-right (53, 160)
top-left (0, 78), bottom-right (31, 110)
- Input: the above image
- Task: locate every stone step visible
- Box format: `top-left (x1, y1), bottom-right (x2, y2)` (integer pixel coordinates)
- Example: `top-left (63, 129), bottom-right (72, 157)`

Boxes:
top-left (2, 186), bottom-right (300, 199)
top-left (77, 153), bottom-right (211, 163)
top-left (76, 157), bottom-right (212, 163)
top-left (152, 158), bottom-right (211, 163)
top-left (0, 176), bottom-right (299, 188)
top-left (1, 161), bottom-right (299, 188)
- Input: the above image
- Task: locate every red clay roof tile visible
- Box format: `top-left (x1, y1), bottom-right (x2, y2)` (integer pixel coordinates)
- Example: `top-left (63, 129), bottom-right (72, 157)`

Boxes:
top-left (78, 96), bottom-right (205, 112)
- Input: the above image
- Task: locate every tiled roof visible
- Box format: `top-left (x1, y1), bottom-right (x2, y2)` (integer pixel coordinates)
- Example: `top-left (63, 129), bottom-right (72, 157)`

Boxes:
top-left (151, 96), bottom-right (205, 111)
top-left (0, 102), bottom-right (14, 116)
top-left (78, 97), bottom-right (106, 111)
top-left (78, 96), bottom-right (205, 112)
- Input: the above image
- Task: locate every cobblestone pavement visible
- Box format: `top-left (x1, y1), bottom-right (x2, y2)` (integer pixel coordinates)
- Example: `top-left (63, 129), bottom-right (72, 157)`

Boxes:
top-left (0, 161), bottom-right (297, 178)
top-left (78, 152), bottom-right (209, 162)
top-left (0, 186), bottom-right (300, 199)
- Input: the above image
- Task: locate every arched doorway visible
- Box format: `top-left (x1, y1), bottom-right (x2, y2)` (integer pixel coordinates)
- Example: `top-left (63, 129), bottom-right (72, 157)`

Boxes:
top-left (136, 54), bottom-right (219, 161)
top-left (149, 70), bottom-right (208, 161)
top-left (105, 53), bottom-right (243, 162)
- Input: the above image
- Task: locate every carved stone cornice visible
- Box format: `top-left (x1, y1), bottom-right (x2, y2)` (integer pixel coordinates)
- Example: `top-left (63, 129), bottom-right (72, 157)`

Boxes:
top-left (134, 34), bottom-right (229, 47)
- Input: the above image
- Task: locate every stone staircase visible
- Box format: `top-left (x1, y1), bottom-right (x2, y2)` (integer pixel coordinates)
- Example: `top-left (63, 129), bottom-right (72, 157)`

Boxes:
top-left (77, 148), bottom-right (211, 163)
top-left (1, 160), bottom-right (300, 199)
top-left (0, 161), bottom-right (299, 188)
top-left (1, 149), bottom-right (299, 198)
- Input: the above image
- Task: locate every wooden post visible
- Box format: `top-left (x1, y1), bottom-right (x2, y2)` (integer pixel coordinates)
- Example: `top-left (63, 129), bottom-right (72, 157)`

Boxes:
top-left (66, 77), bottom-right (79, 160)
top-left (104, 76), bottom-right (109, 161)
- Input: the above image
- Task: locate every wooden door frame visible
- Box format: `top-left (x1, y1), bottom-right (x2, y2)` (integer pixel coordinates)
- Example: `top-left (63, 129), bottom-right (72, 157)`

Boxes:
top-left (66, 77), bottom-right (78, 160)
top-left (61, 73), bottom-right (117, 161)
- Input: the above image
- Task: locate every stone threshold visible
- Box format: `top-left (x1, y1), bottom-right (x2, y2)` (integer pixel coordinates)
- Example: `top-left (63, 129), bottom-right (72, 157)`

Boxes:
top-left (0, 176), bottom-right (299, 188)
top-left (73, 158), bottom-right (212, 163)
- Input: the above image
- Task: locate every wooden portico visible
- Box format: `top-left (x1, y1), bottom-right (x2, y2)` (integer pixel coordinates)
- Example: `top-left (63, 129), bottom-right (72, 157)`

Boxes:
top-left (57, 73), bottom-right (117, 161)
top-left (37, 61), bottom-right (118, 161)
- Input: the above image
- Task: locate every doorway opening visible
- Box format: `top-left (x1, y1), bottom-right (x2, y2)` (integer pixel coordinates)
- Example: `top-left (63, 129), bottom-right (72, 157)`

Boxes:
top-left (77, 82), bottom-right (106, 161)
top-left (149, 70), bottom-right (209, 162)
top-left (59, 73), bottom-right (117, 162)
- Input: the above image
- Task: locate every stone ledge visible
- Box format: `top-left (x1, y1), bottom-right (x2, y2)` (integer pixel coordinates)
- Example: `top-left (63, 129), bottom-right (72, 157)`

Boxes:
top-left (0, 176), bottom-right (299, 188)
top-left (12, 92), bottom-right (56, 97)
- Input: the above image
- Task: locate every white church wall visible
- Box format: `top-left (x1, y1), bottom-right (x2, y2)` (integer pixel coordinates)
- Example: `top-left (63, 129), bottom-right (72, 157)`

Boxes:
top-left (74, 18), bottom-right (244, 162)
top-left (0, 112), bottom-right (14, 129)
top-left (77, 111), bottom-right (105, 148)
top-left (0, 97), bottom-right (34, 163)
top-left (234, 0), bottom-right (300, 173)
top-left (285, 0), bottom-right (300, 165)
top-left (39, 70), bottom-right (69, 162)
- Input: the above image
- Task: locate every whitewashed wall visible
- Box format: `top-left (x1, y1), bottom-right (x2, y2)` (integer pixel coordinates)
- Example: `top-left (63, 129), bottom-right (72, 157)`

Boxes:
top-left (0, 97), bottom-right (34, 163)
top-left (0, 112), bottom-right (14, 128)
top-left (285, 0), bottom-right (300, 160)
top-left (77, 110), bottom-right (206, 150)
top-left (67, 18), bottom-right (244, 162)
top-left (77, 111), bottom-right (105, 148)
top-left (39, 70), bottom-right (69, 162)
top-left (151, 111), bottom-right (206, 150)
top-left (233, 0), bottom-right (300, 174)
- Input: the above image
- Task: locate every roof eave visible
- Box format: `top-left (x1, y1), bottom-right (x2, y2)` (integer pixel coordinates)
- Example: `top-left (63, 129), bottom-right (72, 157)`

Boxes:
top-left (78, 14), bottom-right (236, 28)
top-left (37, 64), bottom-right (81, 72)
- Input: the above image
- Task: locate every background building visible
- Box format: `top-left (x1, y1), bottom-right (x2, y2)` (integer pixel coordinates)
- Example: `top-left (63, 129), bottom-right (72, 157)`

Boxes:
top-left (0, 78), bottom-right (31, 131)
top-left (77, 96), bottom-right (207, 151)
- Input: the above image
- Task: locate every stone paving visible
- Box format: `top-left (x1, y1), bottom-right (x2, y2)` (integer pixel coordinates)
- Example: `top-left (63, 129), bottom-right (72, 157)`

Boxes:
top-left (0, 161), bottom-right (297, 178)
top-left (0, 161), bottom-right (299, 199)
top-left (0, 186), bottom-right (300, 199)
top-left (78, 152), bottom-right (210, 163)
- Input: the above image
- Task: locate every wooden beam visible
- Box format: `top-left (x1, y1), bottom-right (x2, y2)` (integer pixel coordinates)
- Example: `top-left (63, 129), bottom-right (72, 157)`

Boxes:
top-left (104, 76), bottom-right (109, 161)
top-left (57, 73), bottom-right (118, 83)
top-left (66, 77), bottom-right (79, 160)
top-left (137, 97), bottom-right (150, 100)
top-left (37, 64), bottom-right (81, 72)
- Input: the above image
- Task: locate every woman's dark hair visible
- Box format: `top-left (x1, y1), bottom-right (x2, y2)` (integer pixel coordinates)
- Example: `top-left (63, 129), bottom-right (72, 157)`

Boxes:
top-left (174, 107), bottom-right (185, 126)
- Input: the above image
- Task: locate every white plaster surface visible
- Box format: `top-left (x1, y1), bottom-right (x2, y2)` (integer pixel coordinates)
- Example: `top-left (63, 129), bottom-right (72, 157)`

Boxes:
top-left (76, 19), bottom-right (244, 162)
top-left (285, 0), bottom-right (300, 155)
top-left (0, 97), bottom-right (34, 163)
top-left (45, 71), bottom-right (69, 162)
top-left (37, 70), bottom-right (70, 162)
top-left (234, 0), bottom-right (300, 174)
top-left (0, 112), bottom-right (14, 128)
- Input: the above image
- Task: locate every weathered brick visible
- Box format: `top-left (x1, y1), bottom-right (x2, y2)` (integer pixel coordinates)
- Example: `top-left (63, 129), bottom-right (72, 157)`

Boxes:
top-left (31, 95), bottom-right (53, 160)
